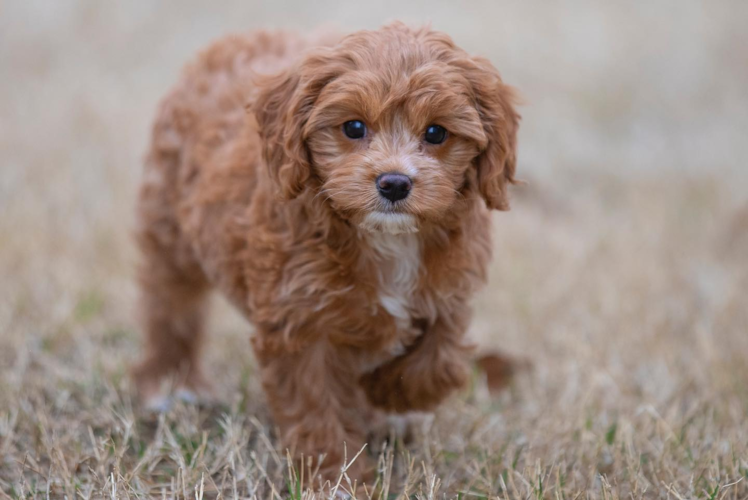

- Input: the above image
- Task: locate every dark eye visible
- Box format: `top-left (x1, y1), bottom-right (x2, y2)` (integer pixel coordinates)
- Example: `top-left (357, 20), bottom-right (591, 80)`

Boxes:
top-left (343, 120), bottom-right (367, 139)
top-left (424, 124), bottom-right (447, 144)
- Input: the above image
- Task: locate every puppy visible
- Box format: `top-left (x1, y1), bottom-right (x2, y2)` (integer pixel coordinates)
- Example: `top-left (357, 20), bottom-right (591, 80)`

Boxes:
top-left (133, 22), bottom-right (520, 481)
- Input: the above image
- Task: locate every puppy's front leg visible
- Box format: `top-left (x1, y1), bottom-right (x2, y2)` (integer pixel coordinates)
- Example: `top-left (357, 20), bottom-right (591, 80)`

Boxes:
top-left (359, 312), bottom-right (473, 413)
top-left (253, 339), bottom-right (373, 482)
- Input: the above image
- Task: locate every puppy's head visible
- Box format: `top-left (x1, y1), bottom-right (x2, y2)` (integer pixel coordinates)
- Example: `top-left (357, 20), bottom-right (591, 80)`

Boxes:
top-left (253, 23), bottom-right (520, 234)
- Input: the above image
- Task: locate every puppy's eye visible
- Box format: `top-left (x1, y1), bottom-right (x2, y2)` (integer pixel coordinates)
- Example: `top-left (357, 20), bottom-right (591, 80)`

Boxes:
top-left (424, 125), bottom-right (447, 145)
top-left (343, 120), bottom-right (367, 139)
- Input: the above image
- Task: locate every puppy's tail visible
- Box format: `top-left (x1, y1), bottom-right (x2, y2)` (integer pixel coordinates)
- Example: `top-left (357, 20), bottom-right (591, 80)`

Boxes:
top-left (474, 351), bottom-right (532, 395)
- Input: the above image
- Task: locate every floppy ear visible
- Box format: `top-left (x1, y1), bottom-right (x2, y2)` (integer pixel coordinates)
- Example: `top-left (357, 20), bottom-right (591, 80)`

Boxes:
top-left (251, 67), bottom-right (312, 200)
top-left (252, 50), bottom-right (350, 199)
top-left (460, 56), bottom-right (521, 211)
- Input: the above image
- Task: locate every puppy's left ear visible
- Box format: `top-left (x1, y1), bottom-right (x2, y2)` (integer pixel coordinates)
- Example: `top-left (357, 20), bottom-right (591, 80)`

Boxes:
top-left (461, 56), bottom-right (521, 211)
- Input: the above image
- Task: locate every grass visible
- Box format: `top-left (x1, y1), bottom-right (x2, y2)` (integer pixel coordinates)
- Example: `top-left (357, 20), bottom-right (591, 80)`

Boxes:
top-left (1, 1), bottom-right (748, 498)
top-left (2, 173), bottom-right (746, 499)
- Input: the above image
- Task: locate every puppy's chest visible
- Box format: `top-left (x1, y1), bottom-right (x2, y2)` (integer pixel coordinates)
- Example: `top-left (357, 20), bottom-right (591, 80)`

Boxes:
top-left (365, 232), bottom-right (423, 355)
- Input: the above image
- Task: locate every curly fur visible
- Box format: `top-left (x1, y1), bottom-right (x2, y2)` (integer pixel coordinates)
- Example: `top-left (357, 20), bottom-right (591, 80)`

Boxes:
top-left (133, 22), bottom-right (520, 482)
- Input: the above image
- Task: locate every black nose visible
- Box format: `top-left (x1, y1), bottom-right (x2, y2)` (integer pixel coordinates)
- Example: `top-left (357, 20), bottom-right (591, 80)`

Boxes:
top-left (376, 173), bottom-right (412, 202)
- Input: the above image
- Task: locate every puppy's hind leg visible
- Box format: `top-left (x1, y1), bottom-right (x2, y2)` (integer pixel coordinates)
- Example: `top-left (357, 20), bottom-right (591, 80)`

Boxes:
top-left (131, 224), bottom-right (212, 411)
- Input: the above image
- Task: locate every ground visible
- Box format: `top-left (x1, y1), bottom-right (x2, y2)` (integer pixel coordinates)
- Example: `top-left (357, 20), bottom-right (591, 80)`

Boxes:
top-left (1, 1), bottom-right (747, 499)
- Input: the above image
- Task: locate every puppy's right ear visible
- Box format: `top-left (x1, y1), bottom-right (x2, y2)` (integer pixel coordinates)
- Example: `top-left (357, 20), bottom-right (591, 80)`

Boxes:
top-left (251, 68), bottom-right (311, 200)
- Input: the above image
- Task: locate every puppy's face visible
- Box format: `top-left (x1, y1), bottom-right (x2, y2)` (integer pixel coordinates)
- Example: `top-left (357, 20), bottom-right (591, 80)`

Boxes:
top-left (254, 24), bottom-right (520, 234)
top-left (305, 65), bottom-right (488, 234)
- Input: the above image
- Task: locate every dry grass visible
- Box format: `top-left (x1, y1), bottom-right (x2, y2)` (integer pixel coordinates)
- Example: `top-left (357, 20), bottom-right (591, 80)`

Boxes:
top-left (1, 1), bottom-right (747, 498)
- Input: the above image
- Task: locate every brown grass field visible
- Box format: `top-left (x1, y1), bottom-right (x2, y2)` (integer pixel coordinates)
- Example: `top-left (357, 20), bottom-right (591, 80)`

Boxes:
top-left (1, 1), bottom-right (747, 498)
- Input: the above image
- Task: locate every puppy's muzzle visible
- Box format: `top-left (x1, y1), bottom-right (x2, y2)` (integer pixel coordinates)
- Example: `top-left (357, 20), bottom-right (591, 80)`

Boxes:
top-left (376, 173), bottom-right (412, 202)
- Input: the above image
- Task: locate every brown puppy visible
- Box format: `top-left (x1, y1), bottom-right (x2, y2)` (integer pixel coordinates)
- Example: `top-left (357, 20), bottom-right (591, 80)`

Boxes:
top-left (133, 22), bottom-right (520, 481)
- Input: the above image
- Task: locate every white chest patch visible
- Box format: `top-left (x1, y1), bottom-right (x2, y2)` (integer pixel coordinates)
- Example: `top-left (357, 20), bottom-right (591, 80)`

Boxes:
top-left (366, 232), bottom-right (421, 348)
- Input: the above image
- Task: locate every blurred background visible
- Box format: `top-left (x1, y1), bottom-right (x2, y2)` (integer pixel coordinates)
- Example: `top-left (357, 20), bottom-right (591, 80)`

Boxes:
top-left (1, 0), bottom-right (747, 496)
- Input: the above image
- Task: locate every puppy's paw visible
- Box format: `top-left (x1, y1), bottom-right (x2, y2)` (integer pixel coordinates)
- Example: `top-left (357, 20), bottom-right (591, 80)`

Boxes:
top-left (133, 361), bottom-right (216, 412)
top-left (141, 386), bottom-right (216, 413)
top-left (143, 392), bottom-right (173, 413)
top-left (367, 412), bottom-right (434, 452)
top-left (359, 357), bottom-right (468, 413)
